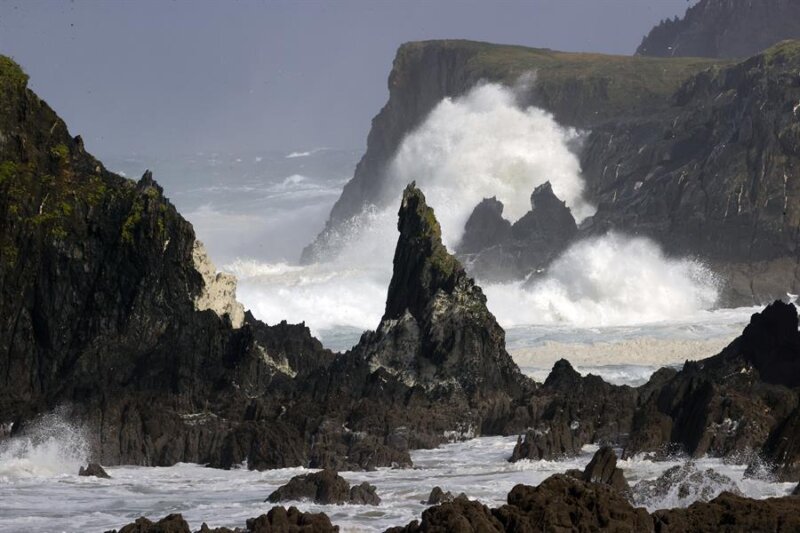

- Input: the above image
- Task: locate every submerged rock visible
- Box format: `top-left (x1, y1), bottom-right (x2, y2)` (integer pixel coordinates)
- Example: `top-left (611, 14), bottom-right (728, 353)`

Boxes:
top-left (266, 470), bottom-right (380, 506)
top-left (79, 463), bottom-right (111, 479)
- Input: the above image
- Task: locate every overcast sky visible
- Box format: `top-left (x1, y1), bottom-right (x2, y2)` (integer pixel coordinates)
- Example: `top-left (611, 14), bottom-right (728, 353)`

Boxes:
top-left (0, 0), bottom-right (696, 160)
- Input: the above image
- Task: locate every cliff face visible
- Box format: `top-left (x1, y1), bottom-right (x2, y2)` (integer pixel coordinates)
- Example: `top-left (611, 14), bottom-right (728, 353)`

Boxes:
top-left (0, 57), bottom-right (338, 466)
top-left (307, 39), bottom-right (800, 305)
top-left (301, 40), bottom-right (717, 262)
top-left (637, 0), bottom-right (800, 59)
top-left (583, 41), bottom-right (800, 304)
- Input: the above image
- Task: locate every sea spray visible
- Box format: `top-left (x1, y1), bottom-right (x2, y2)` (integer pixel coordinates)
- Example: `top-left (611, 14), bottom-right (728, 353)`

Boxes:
top-left (484, 232), bottom-right (721, 328)
top-left (231, 83), bottom-right (722, 346)
top-left (0, 412), bottom-right (89, 479)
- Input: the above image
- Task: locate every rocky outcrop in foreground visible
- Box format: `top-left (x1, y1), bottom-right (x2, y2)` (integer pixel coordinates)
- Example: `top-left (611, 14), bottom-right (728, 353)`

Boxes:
top-left (509, 300), bottom-right (800, 480)
top-left (637, 0), bottom-right (800, 58)
top-left (0, 58), bottom-right (534, 471)
top-left (567, 446), bottom-right (631, 497)
top-left (388, 474), bottom-right (800, 533)
top-left (109, 507), bottom-right (338, 533)
top-left (266, 470), bottom-right (380, 505)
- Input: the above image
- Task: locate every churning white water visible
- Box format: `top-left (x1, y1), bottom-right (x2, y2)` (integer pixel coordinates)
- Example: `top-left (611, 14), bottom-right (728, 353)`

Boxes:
top-left (230, 83), bottom-right (722, 341)
top-left (0, 424), bottom-right (794, 533)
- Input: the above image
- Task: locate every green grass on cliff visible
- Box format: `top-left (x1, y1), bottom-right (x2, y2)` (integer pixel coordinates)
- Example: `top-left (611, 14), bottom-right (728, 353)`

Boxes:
top-left (397, 40), bottom-right (726, 124)
top-left (0, 56), bottom-right (29, 90)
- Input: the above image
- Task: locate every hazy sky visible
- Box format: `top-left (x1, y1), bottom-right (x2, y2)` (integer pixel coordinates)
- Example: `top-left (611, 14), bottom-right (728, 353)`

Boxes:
top-left (0, 0), bottom-right (696, 160)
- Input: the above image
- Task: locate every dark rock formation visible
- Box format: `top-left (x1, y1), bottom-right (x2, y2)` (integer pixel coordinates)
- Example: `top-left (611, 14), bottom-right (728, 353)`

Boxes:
top-left (625, 301), bottom-right (800, 480)
top-left (388, 475), bottom-right (652, 533)
top-left (651, 492), bottom-right (800, 532)
top-left (266, 470), bottom-right (380, 506)
top-left (633, 463), bottom-right (741, 507)
top-left (457, 197), bottom-right (511, 254)
top-left (457, 182), bottom-right (578, 281)
top-left (109, 508), bottom-right (338, 533)
top-left (583, 41), bottom-right (800, 305)
top-left (390, 473), bottom-right (800, 532)
top-left (79, 463), bottom-right (110, 479)
top-left (794, 483), bottom-right (800, 496)
top-left (303, 40), bottom-right (715, 263)
top-left (637, 0), bottom-right (800, 59)
top-left (349, 482), bottom-right (382, 506)
top-left (0, 57), bottom-right (539, 472)
top-left (510, 359), bottom-right (636, 461)
top-left (423, 486), bottom-right (465, 505)
top-left (579, 446), bottom-right (631, 496)
top-left (113, 513), bottom-right (190, 533)
top-left (243, 507), bottom-right (338, 533)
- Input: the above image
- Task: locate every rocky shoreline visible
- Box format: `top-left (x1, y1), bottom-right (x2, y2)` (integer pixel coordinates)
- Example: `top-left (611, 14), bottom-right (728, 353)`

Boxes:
top-left (108, 447), bottom-right (800, 532)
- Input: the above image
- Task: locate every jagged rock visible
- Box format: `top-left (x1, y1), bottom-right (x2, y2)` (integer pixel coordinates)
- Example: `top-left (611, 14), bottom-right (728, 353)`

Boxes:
top-left (457, 182), bottom-right (578, 281)
top-left (652, 492), bottom-right (800, 532)
top-left (110, 508), bottom-right (338, 533)
top-left (349, 482), bottom-right (382, 505)
top-left (626, 301), bottom-right (800, 480)
top-left (0, 58), bottom-right (541, 472)
top-left (113, 513), bottom-right (190, 533)
top-left (510, 359), bottom-right (635, 461)
top-left (633, 463), bottom-right (741, 508)
top-left (422, 486), bottom-right (465, 505)
top-left (580, 446), bottom-right (631, 496)
top-left (245, 507), bottom-right (339, 532)
top-left (78, 463), bottom-right (110, 479)
top-left (457, 197), bottom-right (511, 254)
top-left (385, 495), bottom-right (503, 533)
top-left (266, 470), bottom-right (379, 506)
top-left (637, 0), bottom-right (800, 58)
top-left (793, 483), bottom-right (799, 496)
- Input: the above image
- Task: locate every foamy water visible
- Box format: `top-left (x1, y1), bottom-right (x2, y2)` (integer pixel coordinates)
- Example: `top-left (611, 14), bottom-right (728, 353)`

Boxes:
top-left (0, 430), bottom-right (793, 533)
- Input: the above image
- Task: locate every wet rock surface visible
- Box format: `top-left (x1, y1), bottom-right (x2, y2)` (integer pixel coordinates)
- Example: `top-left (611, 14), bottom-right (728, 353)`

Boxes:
top-left (510, 359), bottom-right (636, 461)
top-left (266, 470), bottom-right (380, 506)
top-left (79, 463), bottom-right (111, 479)
top-left (578, 446), bottom-right (631, 496)
top-left (423, 486), bottom-right (464, 505)
top-left (108, 508), bottom-right (339, 533)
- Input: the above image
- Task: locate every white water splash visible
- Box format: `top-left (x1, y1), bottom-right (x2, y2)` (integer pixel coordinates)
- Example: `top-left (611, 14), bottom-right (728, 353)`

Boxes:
top-left (0, 413), bottom-right (88, 480)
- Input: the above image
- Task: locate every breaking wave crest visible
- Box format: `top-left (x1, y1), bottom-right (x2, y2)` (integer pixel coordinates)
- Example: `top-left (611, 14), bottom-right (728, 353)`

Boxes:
top-left (0, 413), bottom-right (89, 479)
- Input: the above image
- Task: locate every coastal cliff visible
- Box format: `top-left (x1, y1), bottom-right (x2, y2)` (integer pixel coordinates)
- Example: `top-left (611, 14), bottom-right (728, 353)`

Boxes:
top-left (301, 40), bottom-right (717, 262)
top-left (306, 38), bottom-right (800, 305)
top-left (637, 0), bottom-right (800, 59)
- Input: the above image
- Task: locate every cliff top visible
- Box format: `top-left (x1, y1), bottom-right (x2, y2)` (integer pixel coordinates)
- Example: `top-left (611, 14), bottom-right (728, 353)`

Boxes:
top-left (392, 39), bottom-right (724, 125)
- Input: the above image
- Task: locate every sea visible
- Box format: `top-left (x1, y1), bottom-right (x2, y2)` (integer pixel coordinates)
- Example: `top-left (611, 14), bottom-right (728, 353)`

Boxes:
top-left (0, 114), bottom-right (791, 531)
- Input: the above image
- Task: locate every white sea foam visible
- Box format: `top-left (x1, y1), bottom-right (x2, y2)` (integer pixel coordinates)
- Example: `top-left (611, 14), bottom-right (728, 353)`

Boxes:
top-left (0, 413), bottom-right (88, 480)
top-left (230, 82), bottom-right (729, 357)
top-left (386, 81), bottom-right (594, 248)
top-left (485, 232), bottom-right (721, 328)
top-left (0, 436), bottom-right (793, 532)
